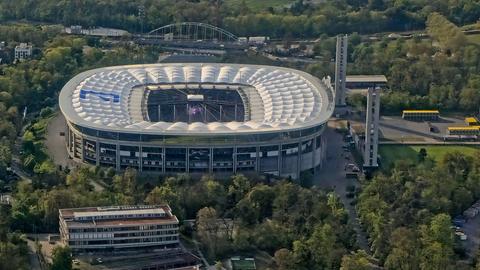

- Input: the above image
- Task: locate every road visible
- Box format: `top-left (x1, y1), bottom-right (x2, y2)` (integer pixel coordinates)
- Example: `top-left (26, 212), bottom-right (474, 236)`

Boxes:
top-left (192, 240), bottom-right (212, 269)
top-left (462, 215), bottom-right (480, 261)
top-left (314, 120), bottom-right (369, 251)
top-left (26, 238), bottom-right (42, 270)
top-left (11, 137), bottom-right (34, 184)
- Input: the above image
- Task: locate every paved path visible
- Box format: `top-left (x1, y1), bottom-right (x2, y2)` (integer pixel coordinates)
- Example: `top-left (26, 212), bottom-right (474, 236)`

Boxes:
top-left (462, 215), bottom-right (480, 260)
top-left (314, 122), bottom-right (369, 251)
top-left (44, 113), bottom-right (104, 192)
top-left (26, 238), bottom-right (42, 270)
top-left (192, 239), bottom-right (211, 269)
top-left (44, 113), bottom-right (70, 169)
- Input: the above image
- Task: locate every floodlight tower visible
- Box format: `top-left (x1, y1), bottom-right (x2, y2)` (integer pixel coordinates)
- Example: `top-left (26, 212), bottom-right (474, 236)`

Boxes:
top-left (138, 5), bottom-right (145, 34)
top-left (334, 34), bottom-right (348, 106)
top-left (363, 87), bottom-right (381, 170)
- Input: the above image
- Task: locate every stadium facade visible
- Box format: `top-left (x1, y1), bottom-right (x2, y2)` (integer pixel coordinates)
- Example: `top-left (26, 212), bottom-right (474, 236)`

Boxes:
top-left (59, 63), bottom-right (335, 179)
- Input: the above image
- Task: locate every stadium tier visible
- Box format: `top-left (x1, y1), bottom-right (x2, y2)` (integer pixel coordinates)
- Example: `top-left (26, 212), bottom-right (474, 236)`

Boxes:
top-left (59, 63), bottom-right (335, 179)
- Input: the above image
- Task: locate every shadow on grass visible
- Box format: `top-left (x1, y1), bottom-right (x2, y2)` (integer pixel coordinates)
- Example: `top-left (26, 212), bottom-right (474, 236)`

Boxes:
top-left (379, 145), bottom-right (419, 171)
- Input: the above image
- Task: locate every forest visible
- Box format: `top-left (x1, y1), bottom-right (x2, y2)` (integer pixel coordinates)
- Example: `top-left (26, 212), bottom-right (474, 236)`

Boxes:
top-left (0, 0), bottom-right (478, 38)
top-left (357, 150), bottom-right (480, 269)
top-left (307, 13), bottom-right (480, 113)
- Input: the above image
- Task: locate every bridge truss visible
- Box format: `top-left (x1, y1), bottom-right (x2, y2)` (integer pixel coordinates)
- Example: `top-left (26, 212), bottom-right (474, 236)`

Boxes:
top-left (146, 22), bottom-right (239, 43)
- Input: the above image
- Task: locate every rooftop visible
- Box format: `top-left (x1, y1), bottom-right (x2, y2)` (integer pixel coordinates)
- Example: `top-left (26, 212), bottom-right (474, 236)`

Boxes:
top-left (402, 110), bottom-right (440, 114)
top-left (447, 126), bottom-right (480, 130)
top-left (60, 205), bottom-right (178, 227)
top-left (345, 75), bottom-right (388, 83)
top-left (465, 117), bottom-right (478, 124)
top-left (59, 63), bottom-right (334, 135)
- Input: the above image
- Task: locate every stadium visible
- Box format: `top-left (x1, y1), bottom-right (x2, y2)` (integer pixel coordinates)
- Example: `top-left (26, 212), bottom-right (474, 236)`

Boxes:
top-left (59, 63), bottom-right (335, 179)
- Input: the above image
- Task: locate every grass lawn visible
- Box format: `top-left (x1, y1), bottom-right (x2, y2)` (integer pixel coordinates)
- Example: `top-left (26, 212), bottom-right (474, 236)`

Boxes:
top-left (379, 145), bottom-right (480, 170)
top-left (467, 34), bottom-right (480, 45)
top-left (225, 0), bottom-right (293, 11)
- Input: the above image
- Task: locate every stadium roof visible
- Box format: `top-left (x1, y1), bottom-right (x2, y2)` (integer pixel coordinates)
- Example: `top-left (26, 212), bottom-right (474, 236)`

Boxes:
top-left (59, 63), bottom-right (334, 135)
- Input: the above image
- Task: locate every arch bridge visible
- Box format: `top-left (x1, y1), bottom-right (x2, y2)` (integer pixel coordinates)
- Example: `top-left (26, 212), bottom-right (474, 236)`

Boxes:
top-left (145, 22), bottom-right (239, 43)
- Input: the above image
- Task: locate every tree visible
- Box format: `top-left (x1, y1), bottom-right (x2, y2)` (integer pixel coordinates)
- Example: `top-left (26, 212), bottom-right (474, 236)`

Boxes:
top-left (420, 214), bottom-right (454, 270)
top-left (247, 184), bottom-right (275, 221)
top-left (66, 167), bottom-right (93, 191)
top-left (196, 207), bottom-right (224, 258)
top-left (307, 223), bottom-right (344, 269)
top-left (201, 176), bottom-right (226, 208)
top-left (340, 250), bottom-right (375, 270)
top-left (113, 168), bottom-right (138, 201)
top-left (215, 261), bottom-right (224, 270)
top-left (459, 87), bottom-right (480, 112)
top-left (418, 148), bottom-right (427, 162)
top-left (50, 246), bottom-right (72, 270)
top-left (228, 174), bottom-right (251, 204)
top-left (426, 13), bottom-right (466, 53)
top-left (384, 227), bottom-right (420, 270)
top-left (459, 75), bottom-right (480, 112)
top-left (274, 248), bottom-right (296, 270)
top-left (145, 186), bottom-right (178, 205)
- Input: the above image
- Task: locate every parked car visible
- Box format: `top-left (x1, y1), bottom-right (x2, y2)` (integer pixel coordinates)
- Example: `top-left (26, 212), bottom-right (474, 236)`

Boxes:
top-left (453, 216), bottom-right (466, 227)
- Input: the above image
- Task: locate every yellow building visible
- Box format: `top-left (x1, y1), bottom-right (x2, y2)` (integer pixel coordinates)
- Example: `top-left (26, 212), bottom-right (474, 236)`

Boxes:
top-left (402, 110), bottom-right (440, 121)
top-left (447, 126), bottom-right (480, 136)
top-left (465, 117), bottom-right (479, 126)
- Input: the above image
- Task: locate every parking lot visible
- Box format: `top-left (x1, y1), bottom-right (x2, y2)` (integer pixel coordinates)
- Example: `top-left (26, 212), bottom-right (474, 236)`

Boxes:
top-left (379, 115), bottom-right (466, 142)
top-left (347, 114), bottom-right (467, 143)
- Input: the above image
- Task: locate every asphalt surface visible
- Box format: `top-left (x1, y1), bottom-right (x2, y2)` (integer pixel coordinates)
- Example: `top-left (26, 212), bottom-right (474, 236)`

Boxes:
top-left (314, 121), bottom-right (369, 251)
top-left (462, 215), bottom-right (480, 260)
top-left (45, 113), bottom-right (104, 192)
top-left (26, 238), bottom-right (42, 270)
top-left (44, 113), bottom-right (70, 169)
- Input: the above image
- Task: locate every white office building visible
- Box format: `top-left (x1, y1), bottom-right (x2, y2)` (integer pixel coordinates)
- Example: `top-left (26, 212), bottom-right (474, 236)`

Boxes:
top-left (14, 43), bottom-right (32, 60)
top-left (59, 205), bottom-right (180, 253)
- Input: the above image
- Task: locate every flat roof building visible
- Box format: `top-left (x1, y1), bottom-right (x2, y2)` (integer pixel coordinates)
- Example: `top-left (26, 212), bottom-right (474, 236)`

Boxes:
top-left (402, 110), bottom-right (440, 121)
top-left (59, 205), bottom-right (179, 253)
top-left (345, 75), bottom-right (387, 89)
top-left (14, 43), bottom-right (32, 60)
top-left (465, 117), bottom-right (479, 126)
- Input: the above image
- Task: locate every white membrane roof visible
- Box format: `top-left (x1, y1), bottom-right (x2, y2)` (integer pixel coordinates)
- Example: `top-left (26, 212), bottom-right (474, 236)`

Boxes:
top-left (59, 63), bottom-right (335, 135)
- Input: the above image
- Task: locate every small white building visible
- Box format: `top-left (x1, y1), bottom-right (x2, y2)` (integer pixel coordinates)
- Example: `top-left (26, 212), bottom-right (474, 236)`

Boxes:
top-left (14, 43), bottom-right (32, 60)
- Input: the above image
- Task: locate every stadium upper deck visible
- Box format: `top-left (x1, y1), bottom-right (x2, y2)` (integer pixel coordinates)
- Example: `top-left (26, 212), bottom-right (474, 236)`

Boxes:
top-left (59, 63), bottom-right (335, 135)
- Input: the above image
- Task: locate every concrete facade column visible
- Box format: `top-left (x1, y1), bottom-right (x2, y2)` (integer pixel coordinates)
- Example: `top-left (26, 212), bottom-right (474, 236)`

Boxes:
top-left (255, 146), bottom-right (260, 172)
top-left (95, 140), bottom-right (100, 166)
top-left (233, 146), bottom-right (237, 174)
top-left (278, 144), bottom-right (283, 176)
top-left (162, 147), bottom-right (166, 174)
top-left (363, 87), bottom-right (381, 169)
top-left (139, 146), bottom-right (143, 172)
top-left (296, 142), bottom-right (302, 180)
top-left (335, 34), bottom-right (348, 106)
top-left (209, 148), bottom-right (213, 174)
top-left (115, 144), bottom-right (120, 171)
top-left (185, 148), bottom-right (189, 173)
